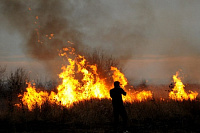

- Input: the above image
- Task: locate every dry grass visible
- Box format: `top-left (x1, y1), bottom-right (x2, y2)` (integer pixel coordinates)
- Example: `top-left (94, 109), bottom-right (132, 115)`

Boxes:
top-left (1, 67), bottom-right (200, 132)
top-left (1, 94), bottom-right (200, 132)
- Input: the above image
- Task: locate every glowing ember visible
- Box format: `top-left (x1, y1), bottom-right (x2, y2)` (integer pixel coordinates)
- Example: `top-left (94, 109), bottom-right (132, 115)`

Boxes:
top-left (18, 47), bottom-right (153, 111)
top-left (169, 71), bottom-right (198, 101)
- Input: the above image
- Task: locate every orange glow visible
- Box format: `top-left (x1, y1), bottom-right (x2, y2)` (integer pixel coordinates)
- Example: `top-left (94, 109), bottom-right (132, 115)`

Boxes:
top-left (67, 41), bottom-right (74, 44)
top-left (123, 90), bottom-right (152, 103)
top-left (50, 34), bottom-right (54, 37)
top-left (48, 55), bottom-right (109, 108)
top-left (19, 83), bottom-right (49, 111)
top-left (169, 72), bottom-right (198, 101)
top-left (46, 34), bottom-right (54, 40)
top-left (18, 47), bottom-right (153, 111)
top-left (111, 66), bottom-right (127, 88)
top-left (110, 66), bottom-right (152, 102)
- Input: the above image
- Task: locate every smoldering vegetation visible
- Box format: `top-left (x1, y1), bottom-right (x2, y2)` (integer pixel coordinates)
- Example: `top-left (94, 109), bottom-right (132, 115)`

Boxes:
top-left (0, 67), bottom-right (200, 132)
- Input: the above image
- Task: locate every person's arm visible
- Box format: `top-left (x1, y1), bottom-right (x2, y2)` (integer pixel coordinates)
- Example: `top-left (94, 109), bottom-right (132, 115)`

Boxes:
top-left (121, 88), bottom-right (126, 96)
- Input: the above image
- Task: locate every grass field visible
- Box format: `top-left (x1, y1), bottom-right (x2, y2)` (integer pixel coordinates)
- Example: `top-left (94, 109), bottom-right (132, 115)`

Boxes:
top-left (1, 67), bottom-right (200, 132)
top-left (0, 84), bottom-right (200, 133)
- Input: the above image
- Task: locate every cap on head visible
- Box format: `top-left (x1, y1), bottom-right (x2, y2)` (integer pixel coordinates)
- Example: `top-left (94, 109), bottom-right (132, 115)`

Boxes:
top-left (114, 81), bottom-right (120, 87)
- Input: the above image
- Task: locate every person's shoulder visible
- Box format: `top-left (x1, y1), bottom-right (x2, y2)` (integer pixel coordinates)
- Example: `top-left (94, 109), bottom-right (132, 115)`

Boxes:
top-left (119, 87), bottom-right (125, 92)
top-left (119, 87), bottom-right (123, 90)
top-left (110, 88), bottom-right (114, 92)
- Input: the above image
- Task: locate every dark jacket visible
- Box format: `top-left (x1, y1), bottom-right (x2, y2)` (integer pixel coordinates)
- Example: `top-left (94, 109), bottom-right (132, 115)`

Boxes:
top-left (110, 87), bottom-right (126, 109)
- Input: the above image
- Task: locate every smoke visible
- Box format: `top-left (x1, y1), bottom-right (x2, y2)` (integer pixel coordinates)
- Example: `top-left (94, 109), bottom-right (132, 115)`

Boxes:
top-left (0, 0), bottom-right (84, 77)
top-left (80, 0), bottom-right (200, 83)
top-left (1, 0), bottom-right (83, 58)
top-left (1, 0), bottom-right (200, 83)
top-left (65, 0), bottom-right (200, 83)
top-left (68, 0), bottom-right (154, 59)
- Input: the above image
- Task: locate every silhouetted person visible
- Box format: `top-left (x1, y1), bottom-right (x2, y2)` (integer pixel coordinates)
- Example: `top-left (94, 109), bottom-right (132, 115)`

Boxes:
top-left (110, 81), bottom-right (128, 132)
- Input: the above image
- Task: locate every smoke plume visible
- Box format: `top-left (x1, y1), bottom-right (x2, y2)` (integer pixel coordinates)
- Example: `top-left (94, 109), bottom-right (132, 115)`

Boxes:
top-left (1, 0), bottom-right (200, 83)
top-left (0, 0), bottom-right (84, 77)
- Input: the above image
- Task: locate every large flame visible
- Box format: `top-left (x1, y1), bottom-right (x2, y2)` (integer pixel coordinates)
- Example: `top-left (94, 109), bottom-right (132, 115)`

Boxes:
top-left (169, 72), bottom-right (198, 101)
top-left (48, 54), bottom-right (110, 107)
top-left (17, 47), bottom-right (152, 111)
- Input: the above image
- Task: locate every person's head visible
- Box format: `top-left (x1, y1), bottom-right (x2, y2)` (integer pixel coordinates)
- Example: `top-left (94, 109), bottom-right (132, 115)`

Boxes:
top-left (114, 81), bottom-right (120, 87)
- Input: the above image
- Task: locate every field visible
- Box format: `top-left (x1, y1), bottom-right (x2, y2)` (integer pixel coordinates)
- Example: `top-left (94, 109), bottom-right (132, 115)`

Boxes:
top-left (0, 66), bottom-right (200, 133)
top-left (1, 83), bottom-right (200, 133)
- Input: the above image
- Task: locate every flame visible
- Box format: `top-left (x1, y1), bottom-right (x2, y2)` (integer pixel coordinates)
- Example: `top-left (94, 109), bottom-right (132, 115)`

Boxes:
top-left (48, 55), bottom-right (109, 107)
top-left (169, 72), bottom-right (198, 101)
top-left (18, 47), bottom-right (153, 111)
top-left (111, 66), bottom-right (127, 88)
top-left (19, 83), bottom-right (49, 111)
top-left (110, 66), bottom-right (152, 102)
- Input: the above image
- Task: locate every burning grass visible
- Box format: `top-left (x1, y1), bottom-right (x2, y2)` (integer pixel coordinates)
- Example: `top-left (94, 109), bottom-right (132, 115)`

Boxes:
top-left (169, 71), bottom-right (198, 101)
top-left (1, 84), bottom-right (200, 132)
top-left (14, 47), bottom-right (153, 111)
top-left (0, 48), bottom-right (199, 132)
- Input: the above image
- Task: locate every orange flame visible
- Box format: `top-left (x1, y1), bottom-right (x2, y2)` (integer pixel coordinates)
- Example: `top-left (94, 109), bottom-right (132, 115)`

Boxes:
top-left (19, 83), bottom-right (49, 111)
top-left (169, 72), bottom-right (198, 101)
top-left (48, 55), bottom-right (109, 108)
top-left (18, 47), bottom-right (153, 111)
top-left (111, 66), bottom-right (128, 88)
top-left (110, 66), bottom-right (152, 102)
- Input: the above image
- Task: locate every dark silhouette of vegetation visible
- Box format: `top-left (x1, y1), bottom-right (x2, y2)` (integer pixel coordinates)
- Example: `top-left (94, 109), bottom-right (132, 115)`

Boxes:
top-left (0, 54), bottom-right (200, 132)
top-left (0, 66), bottom-right (6, 92)
top-left (1, 97), bottom-right (200, 132)
top-left (84, 48), bottom-right (123, 86)
top-left (7, 68), bottom-right (29, 94)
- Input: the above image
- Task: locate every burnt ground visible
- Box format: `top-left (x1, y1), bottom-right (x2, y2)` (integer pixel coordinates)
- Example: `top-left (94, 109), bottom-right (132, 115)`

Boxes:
top-left (1, 118), bottom-right (200, 133)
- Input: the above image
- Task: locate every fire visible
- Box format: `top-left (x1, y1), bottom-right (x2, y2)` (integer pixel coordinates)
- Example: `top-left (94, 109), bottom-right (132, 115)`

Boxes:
top-left (19, 83), bottom-right (49, 111)
top-left (169, 72), bottom-right (198, 101)
top-left (18, 47), bottom-right (153, 111)
top-left (110, 66), bottom-right (152, 102)
top-left (111, 66), bottom-right (128, 88)
top-left (48, 54), bottom-right (109, 107)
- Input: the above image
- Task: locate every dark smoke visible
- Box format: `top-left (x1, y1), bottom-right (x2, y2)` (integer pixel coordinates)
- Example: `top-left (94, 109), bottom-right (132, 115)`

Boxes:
top-left (1, 0), bottom-right (84, 77)
top-left (1, 0), bottom-right (82, 59)
top-left (1, 0), bottom-right (200, 84)
top-left (0, 0), bottom-right (153, 62)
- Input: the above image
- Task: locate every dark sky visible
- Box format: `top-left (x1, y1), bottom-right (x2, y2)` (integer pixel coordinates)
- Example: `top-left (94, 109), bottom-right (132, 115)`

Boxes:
top-left (0, 0), bottom-right (200, 84)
